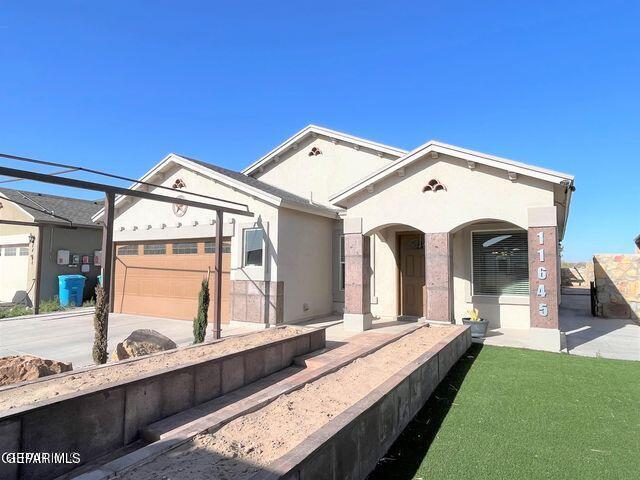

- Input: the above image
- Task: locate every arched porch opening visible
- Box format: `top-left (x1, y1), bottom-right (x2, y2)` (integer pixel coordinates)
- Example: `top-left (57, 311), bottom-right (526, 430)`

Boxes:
top-left (450, 218), bottom-right (531, 330)
top-left (365, 223), bottom-right (426, 322)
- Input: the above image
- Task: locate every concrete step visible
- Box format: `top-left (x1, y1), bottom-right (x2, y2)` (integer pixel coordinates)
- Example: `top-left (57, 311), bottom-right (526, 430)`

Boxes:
top-left (140, 366), bottom-right (303, 442)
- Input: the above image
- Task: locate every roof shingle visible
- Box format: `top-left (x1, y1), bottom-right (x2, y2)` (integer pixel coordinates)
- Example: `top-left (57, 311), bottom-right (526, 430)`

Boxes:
top-left (0, 187), bottom-right (102, 227)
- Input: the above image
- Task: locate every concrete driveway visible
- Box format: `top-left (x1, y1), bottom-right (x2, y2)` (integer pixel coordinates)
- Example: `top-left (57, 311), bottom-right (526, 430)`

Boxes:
top-left (0, 310), bottom-right (251, 368)
top-left (560, 290), bottom-right (639, 361)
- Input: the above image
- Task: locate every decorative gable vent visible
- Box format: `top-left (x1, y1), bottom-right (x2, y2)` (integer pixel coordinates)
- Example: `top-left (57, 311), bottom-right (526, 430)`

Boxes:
top-left (172, 178), bottom-right (186, 189)
top-left (308, 147), bottom-right (322, 157)
top-left (422, 179), bottom-right (446, 192)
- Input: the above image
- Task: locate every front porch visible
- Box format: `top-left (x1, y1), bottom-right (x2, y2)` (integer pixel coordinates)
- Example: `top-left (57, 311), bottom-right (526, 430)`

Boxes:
top-left (337, 213), bottom-right (563, 352)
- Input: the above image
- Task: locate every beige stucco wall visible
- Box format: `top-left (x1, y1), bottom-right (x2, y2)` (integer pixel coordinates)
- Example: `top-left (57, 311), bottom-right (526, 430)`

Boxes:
top-left (452, 222), bottom-right (530, 329)
top-left (38, 226), bottom-right (102, 302)
top-left (112, 162), bottom-right (281, 283)
top-left (369, 227), bottom-right (401, 318)
top-left (341, 153), bottom-right (555, 234)
top-left (277, 208), bottom-right (334, 323)
top-left (252, 136), bottom-right (396, 205)
top-left (0, 198), bottom-right (38, 304)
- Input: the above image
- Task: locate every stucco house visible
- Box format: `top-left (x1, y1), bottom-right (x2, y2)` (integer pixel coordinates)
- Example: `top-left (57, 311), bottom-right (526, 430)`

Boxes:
top-left (96, 125), bottom-right (574, 349)
top-left (0, 187), bottom-right (103, 307)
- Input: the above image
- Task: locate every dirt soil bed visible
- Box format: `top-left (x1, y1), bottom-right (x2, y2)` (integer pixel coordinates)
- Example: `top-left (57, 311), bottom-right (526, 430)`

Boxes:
top-left (120, 325), bottom-right (454, 480)
top-left (0, 327), bottom-right (305, 412)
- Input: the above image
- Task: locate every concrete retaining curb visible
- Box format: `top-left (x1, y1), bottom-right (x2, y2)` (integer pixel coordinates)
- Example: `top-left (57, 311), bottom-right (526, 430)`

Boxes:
top-left (0, 307), bottom-right (94, 323)
top-left (0, 327), bottom-right (325, 480)
top-left (71, 325), bottom-right (425, 480)
top-left (248, 325), bottom-right (471, 480)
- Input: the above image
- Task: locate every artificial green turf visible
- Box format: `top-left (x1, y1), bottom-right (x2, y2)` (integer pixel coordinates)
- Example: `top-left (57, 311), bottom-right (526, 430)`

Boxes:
top-left (368, 344), bottom-right (640, 480)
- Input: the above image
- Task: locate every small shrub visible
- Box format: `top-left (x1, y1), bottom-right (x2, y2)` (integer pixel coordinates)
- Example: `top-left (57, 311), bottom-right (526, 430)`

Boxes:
top-left (193, 278), bottom-right (210, 344)
top-left (39, 298), bottom-right (64, 313)
top-left (92, 286), bottom-right (109, 364)
top-left (0, 305), bottom-right (31, 319)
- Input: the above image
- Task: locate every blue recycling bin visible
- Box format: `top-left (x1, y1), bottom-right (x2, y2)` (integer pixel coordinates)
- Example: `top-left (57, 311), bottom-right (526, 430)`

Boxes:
top-left (58, 275), bottom-right (86, 307)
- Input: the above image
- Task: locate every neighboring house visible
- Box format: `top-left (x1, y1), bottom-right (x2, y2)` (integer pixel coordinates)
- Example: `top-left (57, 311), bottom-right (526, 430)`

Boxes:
top-left (0, 187), bottom-right (103, 307)
top-left (94, 125), bottom-right (574, 350)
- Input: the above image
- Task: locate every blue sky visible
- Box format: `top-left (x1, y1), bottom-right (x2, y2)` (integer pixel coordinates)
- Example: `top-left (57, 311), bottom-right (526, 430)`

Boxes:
top-left (0, 1), bottom-right (638, 261)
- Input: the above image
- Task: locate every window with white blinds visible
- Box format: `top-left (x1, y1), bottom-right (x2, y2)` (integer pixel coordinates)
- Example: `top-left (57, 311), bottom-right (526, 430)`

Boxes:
top-left (472, 231), bottom-right (529, 296)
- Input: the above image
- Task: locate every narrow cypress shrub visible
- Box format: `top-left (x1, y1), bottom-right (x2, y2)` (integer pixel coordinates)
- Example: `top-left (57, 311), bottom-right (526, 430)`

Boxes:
top-left (193, 278), bottom-right (210, 343)
top-left (92, 286), bottom-right (109, 364)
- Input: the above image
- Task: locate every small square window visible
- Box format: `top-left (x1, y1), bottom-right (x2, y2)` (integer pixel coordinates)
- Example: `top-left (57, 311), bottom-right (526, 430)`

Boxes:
top-left (243, 228), bottom-right (263, 267)
top-left (117, 244), bottom-right (138, 256)
top-left (143, 243), bottom-right (166, 255)
top-left (204, 240), bottom-right (231, 254)
top-left (4, 247), bottom-right (16, 256)
top-left (19, 247), bottom-right (29, 256)
top-left (173, 242), bottom-right (198, 255)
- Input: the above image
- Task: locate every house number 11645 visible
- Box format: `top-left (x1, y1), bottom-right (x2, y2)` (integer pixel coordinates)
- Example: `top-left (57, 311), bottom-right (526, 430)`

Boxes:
top-left (536, 230), bottom-right (548, 317)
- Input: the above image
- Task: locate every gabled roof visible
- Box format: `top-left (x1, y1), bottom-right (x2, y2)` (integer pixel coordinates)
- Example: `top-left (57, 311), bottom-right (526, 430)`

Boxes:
top-left (178, 155), bottom-right (342, 217)
top-left (0, 187), bottom-right (102, 227)
top-left (242, 125), bottom-right (407, 176)
top-left (330, 140), bottom-right (575, 205)
top-left (93, 153), bottom-right (342, 221)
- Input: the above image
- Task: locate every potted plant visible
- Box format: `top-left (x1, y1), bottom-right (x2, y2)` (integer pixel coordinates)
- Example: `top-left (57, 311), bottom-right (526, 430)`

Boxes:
top-left (462, 308), bottom-right (489, 338)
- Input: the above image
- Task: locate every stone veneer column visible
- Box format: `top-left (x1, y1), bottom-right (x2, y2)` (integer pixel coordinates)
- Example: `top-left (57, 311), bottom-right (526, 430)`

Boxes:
top-left (423, 233), bottom-right (453, 322)
top-left (230, 280), bottom-right (284, 326)
top-left (528, 226), bottom-right (559, 329)
top-left (343, 233), bottom-right (372, 331)
top-left (527, 206), bottom-right (561, 351)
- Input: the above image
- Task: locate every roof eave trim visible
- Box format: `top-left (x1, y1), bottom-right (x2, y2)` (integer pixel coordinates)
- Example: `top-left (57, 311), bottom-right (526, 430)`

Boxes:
top-left (280, 200), bottom-right (343, 219)
top-left (241, 125), bottom-right (407, 176)
top-left (92, 154), bottom-right (283, 222)
top-left (329, 141), bottom-right (575, 205)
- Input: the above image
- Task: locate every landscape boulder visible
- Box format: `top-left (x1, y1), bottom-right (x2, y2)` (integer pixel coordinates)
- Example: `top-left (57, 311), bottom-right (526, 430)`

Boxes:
top-left (0, 355), bottom-right (73, 386)
top-left (110, 329), bottom-right (177, 361)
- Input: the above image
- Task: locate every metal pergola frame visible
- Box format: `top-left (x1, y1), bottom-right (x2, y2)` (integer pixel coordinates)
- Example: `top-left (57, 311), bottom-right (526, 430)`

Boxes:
top-left (0, 163), bottom-right (253, 342)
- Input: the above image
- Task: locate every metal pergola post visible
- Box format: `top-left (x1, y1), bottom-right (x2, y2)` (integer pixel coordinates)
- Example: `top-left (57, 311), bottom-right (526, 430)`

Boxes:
top-left (34, 225), bottom-right (44, 314)
top-left (213, 209), bottom-right (224, 340)
top-left (101, 192), bottom-right (115, 314)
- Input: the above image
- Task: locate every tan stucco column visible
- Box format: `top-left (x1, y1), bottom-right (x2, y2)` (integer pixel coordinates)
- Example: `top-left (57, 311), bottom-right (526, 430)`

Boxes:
top-left (343, 218), bottom-right (372, 331)
top-left (527, 206), bottom-right (561, 350)
top-left (424, 232), bottom-right (453, 322)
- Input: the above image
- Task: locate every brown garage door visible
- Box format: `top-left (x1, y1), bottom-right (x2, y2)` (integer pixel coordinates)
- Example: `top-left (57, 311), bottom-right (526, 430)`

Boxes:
top-left (113, 238), bottom-right (231, 322)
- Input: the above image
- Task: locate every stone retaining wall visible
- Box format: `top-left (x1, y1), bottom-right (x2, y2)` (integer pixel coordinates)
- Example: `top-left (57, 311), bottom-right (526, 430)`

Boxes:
top-left (250, 325), bottom-right (470, 480)
top-left (0, 327), bottom-right (325, 480)
top-left (561, 262), bottom-right (594, 287)
top-left (594, 254), bottom-right (640, 321)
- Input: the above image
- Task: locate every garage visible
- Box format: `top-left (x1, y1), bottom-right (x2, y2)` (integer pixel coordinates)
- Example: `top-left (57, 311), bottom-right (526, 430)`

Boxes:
top-left (113, 238), bottom-right (231, 322)
top-left (0, 237), bottom-right (31, 303)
